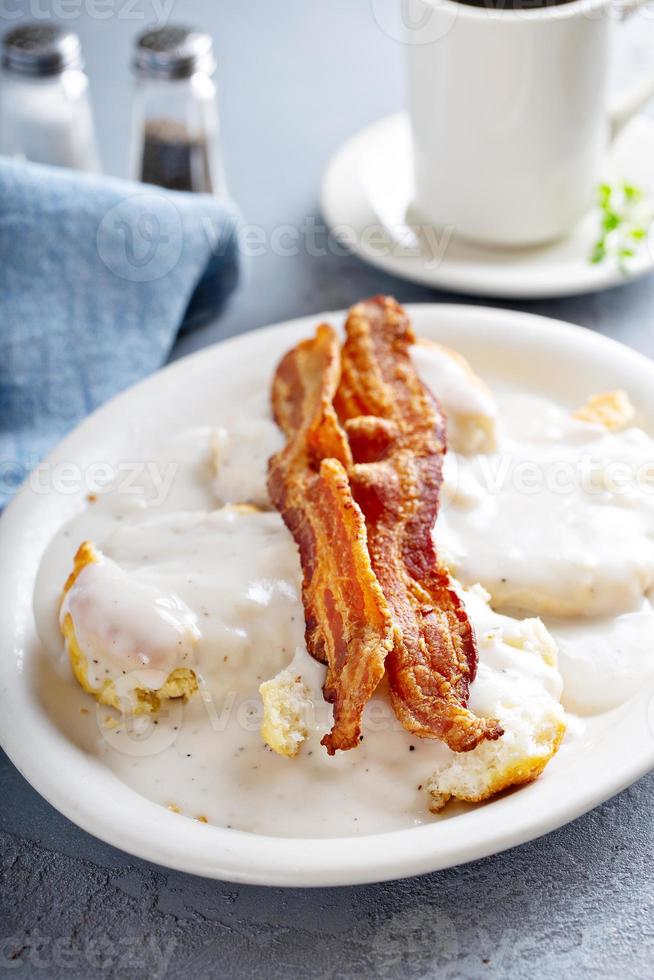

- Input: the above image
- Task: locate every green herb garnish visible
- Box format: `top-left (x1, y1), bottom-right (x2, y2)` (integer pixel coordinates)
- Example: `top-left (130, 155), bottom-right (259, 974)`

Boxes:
top-left (590, 181), bottom-right (650, 270)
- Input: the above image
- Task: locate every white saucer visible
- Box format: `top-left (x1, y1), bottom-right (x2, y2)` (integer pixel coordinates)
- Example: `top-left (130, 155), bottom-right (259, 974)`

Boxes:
top-left (2, 304), bottom-right (654, 886)
top-left (321, 113), bottom-right (654, 299)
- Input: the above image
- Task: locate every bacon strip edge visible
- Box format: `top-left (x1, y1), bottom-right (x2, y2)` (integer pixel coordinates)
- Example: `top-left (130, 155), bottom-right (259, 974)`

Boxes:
top-left (336, 296), bottom-right (503, 753)
top-left (268, 323), bottom-right (397, 754)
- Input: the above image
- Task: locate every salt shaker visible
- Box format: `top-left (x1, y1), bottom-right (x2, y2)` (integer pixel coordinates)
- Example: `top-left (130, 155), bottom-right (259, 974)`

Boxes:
top-left (130, 26), bottom-right (226, 195)
top-left (0, 23), bottom-right (99, 172)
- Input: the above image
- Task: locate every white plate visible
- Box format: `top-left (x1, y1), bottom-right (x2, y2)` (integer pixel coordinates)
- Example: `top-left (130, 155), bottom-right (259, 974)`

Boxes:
top-left (2, 304), bottom-right (654, 887)
top-left (321, 114), bottom-right (654, 299)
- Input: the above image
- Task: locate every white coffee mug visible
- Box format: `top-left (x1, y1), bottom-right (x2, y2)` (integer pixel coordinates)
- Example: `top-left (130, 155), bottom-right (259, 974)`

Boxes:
top-left (407, 0), bottom-right (654, 246)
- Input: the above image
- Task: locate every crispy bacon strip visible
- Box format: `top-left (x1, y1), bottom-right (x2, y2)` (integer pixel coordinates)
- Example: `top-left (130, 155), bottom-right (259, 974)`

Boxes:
top-left (268, 324), bottom-right (396, 754)
top-left (335, 296), bottom-right (503, 752)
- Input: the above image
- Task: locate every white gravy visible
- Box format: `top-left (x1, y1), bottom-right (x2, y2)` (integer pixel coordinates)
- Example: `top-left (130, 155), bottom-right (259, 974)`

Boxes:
top-left (32, 355), bottom-right (654, 836)
top-left (439, 392), bottom-right (654, 618)
top-left (34, 495), bottom-right (563, 836)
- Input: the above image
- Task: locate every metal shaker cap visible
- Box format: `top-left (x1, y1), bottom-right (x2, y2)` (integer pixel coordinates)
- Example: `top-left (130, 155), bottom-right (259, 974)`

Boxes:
top-left (133, 26), bottom-right (215, 80)
top-left (2, 23), bottom-right (82, 77)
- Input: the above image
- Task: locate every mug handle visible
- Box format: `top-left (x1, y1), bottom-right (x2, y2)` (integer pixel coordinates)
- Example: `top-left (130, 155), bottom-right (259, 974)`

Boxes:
top-left (610, 0), bottom-right (654, 136)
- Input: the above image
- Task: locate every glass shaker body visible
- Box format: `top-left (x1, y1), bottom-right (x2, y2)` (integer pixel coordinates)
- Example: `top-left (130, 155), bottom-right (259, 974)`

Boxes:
top-left (0, 24), bottom-right (99, 172)
top-left (130, 27), bottom-right (225, 195)
top-left (0, 69), bottom-right (99, 171)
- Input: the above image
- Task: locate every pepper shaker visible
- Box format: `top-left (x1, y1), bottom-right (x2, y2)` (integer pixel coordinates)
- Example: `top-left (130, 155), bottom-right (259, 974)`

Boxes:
top-left (130, 26), bottom-right (226, 195)
top-left (0, 23), bottom-right (99, 172)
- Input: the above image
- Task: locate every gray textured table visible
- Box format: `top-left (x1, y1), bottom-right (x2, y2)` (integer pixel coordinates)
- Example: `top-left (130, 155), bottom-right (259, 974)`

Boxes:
top-left (2, 2), bottom-right (654, 977)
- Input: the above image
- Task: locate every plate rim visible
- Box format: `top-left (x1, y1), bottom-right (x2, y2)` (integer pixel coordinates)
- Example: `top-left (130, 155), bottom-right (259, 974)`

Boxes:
top-left (2, 302), bottom-right (654, 887)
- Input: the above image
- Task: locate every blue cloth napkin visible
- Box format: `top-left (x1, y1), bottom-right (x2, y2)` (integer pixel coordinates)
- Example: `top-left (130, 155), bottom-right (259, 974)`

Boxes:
top-left (0, 158), bottom-right (242, 508)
